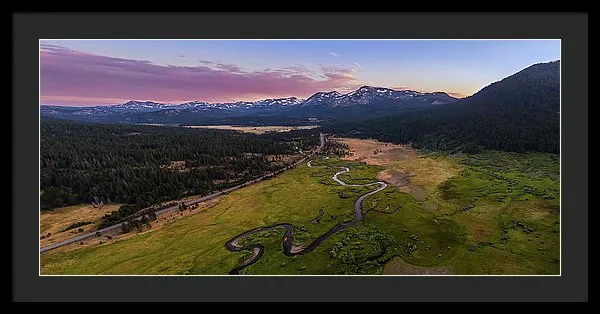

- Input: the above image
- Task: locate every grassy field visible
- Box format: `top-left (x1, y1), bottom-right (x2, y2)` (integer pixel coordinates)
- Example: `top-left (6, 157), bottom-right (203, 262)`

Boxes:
top-left (184, 125), bottom-right (319, 134)
top-left (378, 151), bottom-right (559, 274)
top-left (41, 142), bottom-right (559, 275)
top-left (41, 158), bottom-right (373, 274)
top-left (40, 204), bottom-right (122, 247)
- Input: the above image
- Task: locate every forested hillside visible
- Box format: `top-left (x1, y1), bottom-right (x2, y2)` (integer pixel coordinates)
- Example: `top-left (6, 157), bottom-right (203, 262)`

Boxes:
top-left (40, 119), bottom-right (319, 210)
top-left (324, 61), bottom-right (560, 153)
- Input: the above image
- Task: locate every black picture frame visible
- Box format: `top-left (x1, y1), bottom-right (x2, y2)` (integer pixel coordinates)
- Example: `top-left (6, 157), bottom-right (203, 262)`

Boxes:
top-left (13, 12), bottom-right (588, 302)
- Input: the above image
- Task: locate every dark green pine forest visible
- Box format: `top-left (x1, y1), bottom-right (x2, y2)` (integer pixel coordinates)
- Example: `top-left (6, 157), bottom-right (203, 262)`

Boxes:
top-left (40, 119), bottom-right (319, 211)
top-left (324, 61), bottom-right (560, 154)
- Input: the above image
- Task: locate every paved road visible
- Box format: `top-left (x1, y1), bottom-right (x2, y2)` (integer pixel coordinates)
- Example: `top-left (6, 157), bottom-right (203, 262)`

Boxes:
top-left (40, 133), bottom-right (326, 254)
top-left (225, 157), bottom-right (388, 274)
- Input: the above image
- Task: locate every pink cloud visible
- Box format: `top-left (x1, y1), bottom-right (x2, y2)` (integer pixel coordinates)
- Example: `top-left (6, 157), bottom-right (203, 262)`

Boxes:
top-left (40, 45), bottom-right (358, 106)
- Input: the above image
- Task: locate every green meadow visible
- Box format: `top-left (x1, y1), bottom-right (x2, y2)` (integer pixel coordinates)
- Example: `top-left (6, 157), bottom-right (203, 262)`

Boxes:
top-left (41, 150), bottom-right (559, 275)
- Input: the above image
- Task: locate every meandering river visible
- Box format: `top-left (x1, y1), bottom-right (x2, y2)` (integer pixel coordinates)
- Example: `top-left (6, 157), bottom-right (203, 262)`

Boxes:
top-left (224, 159), bottom-right (387, 274)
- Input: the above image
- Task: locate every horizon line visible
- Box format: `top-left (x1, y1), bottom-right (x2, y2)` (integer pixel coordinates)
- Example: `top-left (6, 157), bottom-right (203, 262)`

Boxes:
top-left (39, 39), bottom-right (560, 107)
top-left (39, 59), bottom-right (560, 107)
top-left (40, 85), bottom-right (463, 107)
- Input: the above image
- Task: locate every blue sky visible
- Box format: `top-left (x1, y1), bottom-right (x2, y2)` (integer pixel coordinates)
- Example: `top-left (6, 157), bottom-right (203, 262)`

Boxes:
top-left (40, 40), bottom-right (560, 105)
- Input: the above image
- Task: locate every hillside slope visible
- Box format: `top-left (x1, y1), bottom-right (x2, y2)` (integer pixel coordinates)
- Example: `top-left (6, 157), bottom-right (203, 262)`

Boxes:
top-left (325, 61), bottom-right (560, 153)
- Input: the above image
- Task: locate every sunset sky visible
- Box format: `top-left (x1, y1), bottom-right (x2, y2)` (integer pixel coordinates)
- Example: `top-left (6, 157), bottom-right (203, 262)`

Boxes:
top-left (40, 40), bottom-right (560, 106)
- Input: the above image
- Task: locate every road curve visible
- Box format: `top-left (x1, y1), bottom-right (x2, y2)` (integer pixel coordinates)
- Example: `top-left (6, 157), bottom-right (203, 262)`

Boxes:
top-left (40, 133), bottom-right (326, 254)
top-left (224, 158), bottom-right (387, 274)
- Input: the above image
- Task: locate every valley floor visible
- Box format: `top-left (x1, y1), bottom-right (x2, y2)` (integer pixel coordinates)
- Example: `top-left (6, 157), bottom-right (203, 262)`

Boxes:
top-left (183, 125), bottom-right (319, 134)
top-left (40, 138), bottom-right (560, 275)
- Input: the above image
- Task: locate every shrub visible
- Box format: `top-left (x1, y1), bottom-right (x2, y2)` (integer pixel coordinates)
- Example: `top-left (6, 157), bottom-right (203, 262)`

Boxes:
top-left (62, 221), bottom-right (93, 232)
top-left (121, 222), bottom-right (131, 233)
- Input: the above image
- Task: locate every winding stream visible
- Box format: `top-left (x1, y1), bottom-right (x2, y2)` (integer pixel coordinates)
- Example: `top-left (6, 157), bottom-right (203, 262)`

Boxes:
top-left (224, 159), bottom-right (387, 275)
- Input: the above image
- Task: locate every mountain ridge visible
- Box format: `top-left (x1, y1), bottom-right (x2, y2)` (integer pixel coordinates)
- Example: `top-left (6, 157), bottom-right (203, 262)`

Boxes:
top-left (41, 85), bottom-right (459, 124)
top-left (324, 60), bottom-right (560, 153)
top-left (41, 86), bottom-right (457, 109)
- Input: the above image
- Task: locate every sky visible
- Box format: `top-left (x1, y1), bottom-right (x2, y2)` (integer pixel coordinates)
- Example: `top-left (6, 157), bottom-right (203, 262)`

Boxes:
top-left (40, 40), bottom-right (560, 106)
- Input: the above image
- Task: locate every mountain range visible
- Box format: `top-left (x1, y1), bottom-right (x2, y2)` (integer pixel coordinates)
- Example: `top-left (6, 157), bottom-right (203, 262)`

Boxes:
top-left (325, 60), bottom-right (560, 153)
top-left (40, 60), bottom-right (560, 153)
top-left (40, 86), bottom-right (458, 125)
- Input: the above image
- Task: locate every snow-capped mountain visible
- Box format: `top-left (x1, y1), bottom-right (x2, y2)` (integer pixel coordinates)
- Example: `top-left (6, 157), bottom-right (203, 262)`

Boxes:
top-left (301, 86), bottom-right (456, 108)
top-left (248, 97), bottom-right (303, 108)
top-left (113, 100), bottom-right (173, 109)
top-left (148, 97), bottom-right (304, 111)
top-left (40, 86), bottom-right (459, 124)
top-left (301, 91), bottom-right (345, 107)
